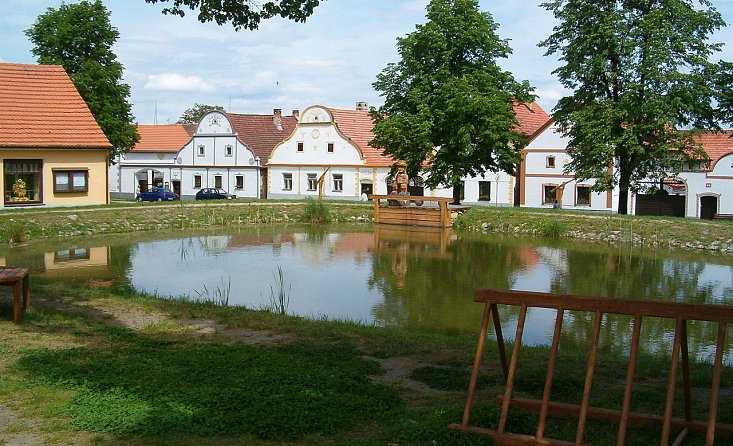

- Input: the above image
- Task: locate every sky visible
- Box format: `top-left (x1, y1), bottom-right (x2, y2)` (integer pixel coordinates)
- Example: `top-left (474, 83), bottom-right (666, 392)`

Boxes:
top-left (3, 0), bottom-right (733, 126)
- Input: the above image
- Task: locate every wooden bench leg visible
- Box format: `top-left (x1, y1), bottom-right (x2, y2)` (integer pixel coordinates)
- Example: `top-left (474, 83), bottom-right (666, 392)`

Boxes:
top-left (12, 280), bottom-right (22, 323)
top-left (22, 273), bottom-right (30, 311)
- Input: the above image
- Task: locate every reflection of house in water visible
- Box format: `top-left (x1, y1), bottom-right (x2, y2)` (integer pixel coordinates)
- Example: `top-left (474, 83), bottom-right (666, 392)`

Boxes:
top-left (10, 246), bottom-right (113, 280)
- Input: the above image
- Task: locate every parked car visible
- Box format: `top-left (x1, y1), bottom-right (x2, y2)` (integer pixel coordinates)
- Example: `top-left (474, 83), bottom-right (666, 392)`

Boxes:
top-left (195, 188), bottom-right (237, 200)
top-left (136, 187), bottom-right (178, 202)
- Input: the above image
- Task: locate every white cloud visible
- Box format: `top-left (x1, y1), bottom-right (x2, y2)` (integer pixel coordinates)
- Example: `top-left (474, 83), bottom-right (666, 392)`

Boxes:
top-left (144, 74), bottom-right (215, 92)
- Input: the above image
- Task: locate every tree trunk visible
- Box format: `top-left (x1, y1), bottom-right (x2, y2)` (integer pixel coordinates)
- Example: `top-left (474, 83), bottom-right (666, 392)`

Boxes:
top-left (617, 188), bottom-right (629, 215)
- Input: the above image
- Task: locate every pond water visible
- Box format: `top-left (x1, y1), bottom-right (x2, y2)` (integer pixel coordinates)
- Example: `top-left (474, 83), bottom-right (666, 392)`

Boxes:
top-left (1, 224), bottom-right (731, 362)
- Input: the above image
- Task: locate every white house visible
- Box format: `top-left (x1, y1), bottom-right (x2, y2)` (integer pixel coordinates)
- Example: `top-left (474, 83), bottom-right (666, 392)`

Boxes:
top-left (635, 131), bottom-right (733, 219)
top-left (110, 109), bottom-right (297, 199)
top-left (267, 103), bottom-right (399, 200)
top-left (518, 122), bottom-right (617, 211)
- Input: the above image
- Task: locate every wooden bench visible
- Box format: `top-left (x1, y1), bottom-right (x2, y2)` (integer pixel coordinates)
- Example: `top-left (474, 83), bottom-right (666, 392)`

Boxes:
top-left (0, 267), bottom-right (30, 323)
top-left (713, 214), bottom-right (733, 220)
top-left (450, 288), bottom-right (733, 446)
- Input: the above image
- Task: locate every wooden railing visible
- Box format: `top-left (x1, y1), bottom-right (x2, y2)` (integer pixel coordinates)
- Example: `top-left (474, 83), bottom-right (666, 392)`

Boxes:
top-left (450, 289), bottom-right (733, 446)
top-left (369, 195), bottom-right (456, 228)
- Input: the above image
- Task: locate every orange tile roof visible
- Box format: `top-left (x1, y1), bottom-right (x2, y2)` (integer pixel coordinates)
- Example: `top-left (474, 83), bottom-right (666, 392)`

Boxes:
top-left (134, 124), bottom-right (191, 152)
top-left (329, 102), bottom-right (552, 167)
top-left (0, 62), bottom-right (111, 149)
top-left (329, 108), bottom-right (394, 167)
top-left (513, 102), bottom-right (552, 139)
top-left (227, 112), bottom-right (297, 161)
top-left (690, 130), bottom-right (733, 167)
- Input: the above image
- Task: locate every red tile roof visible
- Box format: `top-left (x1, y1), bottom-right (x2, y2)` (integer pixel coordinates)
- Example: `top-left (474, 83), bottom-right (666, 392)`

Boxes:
top-left (134, 124), bottom-right (191, 152)
top-left (329, 102), bottom-right (552, 167)
top-left (329, 108), bottom-right (394, 167)
top-left (691, 131), bottom-right (733, 168)
top-left (0, 62), bottom-right (111, 149)
top-left (227, 112), bottom-right (297, 161)
top-left (513, 102), bottom-right (552, 139)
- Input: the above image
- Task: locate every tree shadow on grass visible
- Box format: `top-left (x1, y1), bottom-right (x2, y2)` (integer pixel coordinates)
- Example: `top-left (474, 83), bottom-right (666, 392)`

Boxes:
top-left (14, 325), bottom-right (403, 442)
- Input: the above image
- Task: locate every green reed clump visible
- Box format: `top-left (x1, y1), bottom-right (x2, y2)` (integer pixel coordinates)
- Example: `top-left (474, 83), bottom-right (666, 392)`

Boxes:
top-left (299, 198), bottom-right (332, 223)
top-left (538, 219), bottom-right (567, 238)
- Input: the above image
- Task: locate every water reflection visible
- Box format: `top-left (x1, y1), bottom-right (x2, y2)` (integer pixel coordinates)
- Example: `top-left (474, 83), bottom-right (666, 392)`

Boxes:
top-left (0, 225), bottom-right (731, 361)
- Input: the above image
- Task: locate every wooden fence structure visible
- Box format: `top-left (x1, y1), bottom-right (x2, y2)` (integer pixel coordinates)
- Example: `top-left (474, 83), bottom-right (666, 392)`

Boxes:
top-left (369, 195), bottom-right (464, 228)
top-left (449, 289), bottom-right (733, 445)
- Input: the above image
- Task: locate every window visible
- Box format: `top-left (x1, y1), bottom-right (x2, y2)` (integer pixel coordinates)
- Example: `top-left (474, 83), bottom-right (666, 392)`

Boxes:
top-left (54, 248), bottom-right (89, 263)
top-left (333, 173), bottom-right (343, 192)
top-left (225, 145), bottom-right (233, 157)
top-left (543, 185), bottom-right (558, 205)
top-left (235, 175), bottom-right (244, 189)
top-left (194, 175), bottom-right (202, 188)
top-left (576, 185), bottom-right (591, 206)
top-left (53, 170), bottom-right (88, 193)
top-left (478, 181), bottom-right (491, 201)
top-left (283, 173), bottom-right (293, 191)
top-left (197, 145), bottom-right (205, 156)
top-left (214, 175), bottom-right (223, 189)
top-left (307, 173), bottom-right (317, 191)
top-left (327, 142), bottom-right (334, 153)
top-left (4, 159), bottom-right (42, 204)
top-left (546, 156), bottom-right (556, 168)
top-left (297, 142), bottom-right (304, 152)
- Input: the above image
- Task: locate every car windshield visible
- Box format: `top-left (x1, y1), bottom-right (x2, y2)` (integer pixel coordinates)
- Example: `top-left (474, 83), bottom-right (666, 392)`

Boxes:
top-left (215, 189), bottom-right (227, 194)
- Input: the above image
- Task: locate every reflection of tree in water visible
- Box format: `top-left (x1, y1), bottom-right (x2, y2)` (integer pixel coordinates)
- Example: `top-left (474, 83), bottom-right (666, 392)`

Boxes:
top-left (369, 237), bottom-right (530, 333)
top-left (549, 249), bottom-right (731, 363)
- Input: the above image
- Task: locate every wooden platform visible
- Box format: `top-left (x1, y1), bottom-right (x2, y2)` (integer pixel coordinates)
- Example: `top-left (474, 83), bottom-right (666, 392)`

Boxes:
top-left (369, 195), bottom-right (467, 228)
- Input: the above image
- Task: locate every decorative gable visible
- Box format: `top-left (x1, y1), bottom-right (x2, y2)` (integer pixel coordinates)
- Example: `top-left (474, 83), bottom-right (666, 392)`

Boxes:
top-left (197, 111), bottom-right (233, 134)
top-left (300, 106), bottom-right (333, 124)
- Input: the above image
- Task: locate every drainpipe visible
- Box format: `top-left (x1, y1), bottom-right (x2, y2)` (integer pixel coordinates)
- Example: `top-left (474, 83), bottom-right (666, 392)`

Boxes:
top-left (255, 156), bottom-right (261, 199)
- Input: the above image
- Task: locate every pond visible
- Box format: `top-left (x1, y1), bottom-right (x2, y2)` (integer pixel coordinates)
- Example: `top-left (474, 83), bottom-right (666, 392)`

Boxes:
top-left (1, 224), bottom-right (731, 362)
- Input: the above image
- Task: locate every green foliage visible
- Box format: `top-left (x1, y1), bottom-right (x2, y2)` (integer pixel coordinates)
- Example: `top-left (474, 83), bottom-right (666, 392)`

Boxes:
top-left (538, 219), bottom-right (567, 239)
top-left (370, 0), bottom-right (535, 189)
top-left (25, 0), bottom-right (139, 158)
top-left (540, 0), bottom-right (727, 214)
top-left (144, 0), bottom-right (322, 30)
top-left (176, 103), bottom-right (225, 124)
top-left (299, 198), bottom-right (332, 223)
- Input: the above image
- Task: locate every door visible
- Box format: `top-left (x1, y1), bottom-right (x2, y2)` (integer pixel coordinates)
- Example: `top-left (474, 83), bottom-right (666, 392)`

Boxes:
top-left (360, 183), bottom-right (373, 200)
top-left (172, 180), bottom-right (181, 198)
top-left (700, 195), bottom-right (718, 219)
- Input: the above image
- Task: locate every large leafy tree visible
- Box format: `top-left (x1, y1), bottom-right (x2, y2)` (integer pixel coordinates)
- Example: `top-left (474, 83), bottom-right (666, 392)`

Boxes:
top-left (177, 104), bottom-right (225, 124)
top-left (144, 0), bottom-right (322, 30)
top-left (541, 0), bottom-right (726, 214)
top-left (370, 0), bottom-right (534, 191)
top-left (26, 0), bottom-right (139, 160)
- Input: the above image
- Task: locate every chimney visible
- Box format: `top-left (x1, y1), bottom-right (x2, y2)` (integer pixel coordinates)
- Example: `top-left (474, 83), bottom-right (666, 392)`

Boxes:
top-left (292, 109), bottom-right (300, 121)
top-left (273, 108), bottom-right (283, 130)
top-left (355, 101), bottom-right (368, 111)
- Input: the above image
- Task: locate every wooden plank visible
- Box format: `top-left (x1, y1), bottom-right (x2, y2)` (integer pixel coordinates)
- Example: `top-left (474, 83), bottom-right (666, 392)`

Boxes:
top-left (473, 289), bottom-right (733, 322)
top-left (495, 397), bottom-right (733, 436)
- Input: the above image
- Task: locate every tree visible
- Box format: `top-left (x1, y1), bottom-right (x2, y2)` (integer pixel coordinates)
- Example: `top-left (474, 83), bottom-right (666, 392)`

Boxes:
top-left (26, 0), bottom-right (139, 160)
top-left (369, 0), bottom-right (534, 191)
top-left (541, 0), bottom-right (726, 214)
top-left (144, 0), bottom-right (322, 30)
top-left (177, 104), bottom-right (225, 124)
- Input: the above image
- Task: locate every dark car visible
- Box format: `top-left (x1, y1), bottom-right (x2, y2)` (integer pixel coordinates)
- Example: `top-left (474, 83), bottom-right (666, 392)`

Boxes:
top-left (136, 187), bottom-right (178, 202)
top-left (195, 188), bottom-right (237, 200)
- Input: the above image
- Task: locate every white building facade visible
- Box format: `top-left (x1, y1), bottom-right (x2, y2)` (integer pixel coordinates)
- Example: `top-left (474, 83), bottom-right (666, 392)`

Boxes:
top-left (110, 112), bottom-right (261, 200)
top-left (268, 105), bottom-right (396, 200)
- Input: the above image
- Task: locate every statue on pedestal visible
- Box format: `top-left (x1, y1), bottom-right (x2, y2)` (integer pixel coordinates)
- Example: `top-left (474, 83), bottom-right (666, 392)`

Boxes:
top-left (389, 161), bottom-right (410, 206)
